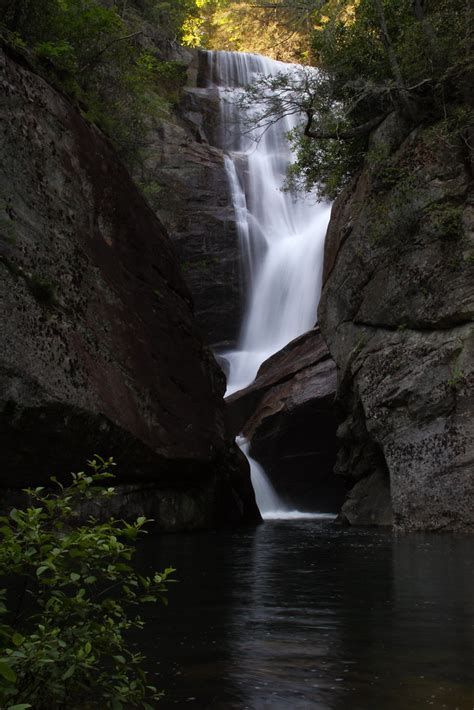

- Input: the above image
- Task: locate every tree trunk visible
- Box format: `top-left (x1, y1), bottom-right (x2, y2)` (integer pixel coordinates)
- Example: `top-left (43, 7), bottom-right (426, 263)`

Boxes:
top-left (374, 0), bottom-right (414, 118)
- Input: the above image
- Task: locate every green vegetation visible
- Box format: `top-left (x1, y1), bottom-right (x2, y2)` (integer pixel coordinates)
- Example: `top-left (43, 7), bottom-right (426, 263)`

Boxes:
top-left (0, 456), bottom-right (174, 710)
top-left (1, 1), bottom-right (471, 194)
top-left (448, 365), bottom-right (466, 389)
top-left (198, 0), bottom-right (313, 62)
top-left (0, 1), bottom-right (204, 164)
top-left (235, 0), bottom-right (473, 198)
top-left (425, 203), bottom-right (464, 240)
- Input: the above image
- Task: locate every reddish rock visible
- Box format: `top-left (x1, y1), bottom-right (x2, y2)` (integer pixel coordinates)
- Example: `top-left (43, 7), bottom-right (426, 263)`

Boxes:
top-left (0, 44), bottom-right (260, 529)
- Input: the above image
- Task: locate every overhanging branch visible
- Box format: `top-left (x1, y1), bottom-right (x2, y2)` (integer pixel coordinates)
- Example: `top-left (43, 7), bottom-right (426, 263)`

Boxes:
top-left (304, 112), bottom-right (388, 141)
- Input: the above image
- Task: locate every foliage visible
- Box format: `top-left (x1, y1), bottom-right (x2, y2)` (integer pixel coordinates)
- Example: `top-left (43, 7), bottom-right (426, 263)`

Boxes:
top-left (447, 365), bottom-right (466, 389)
top-left (286, 129), bottom-right (364, 198)
top-left (202, 0), bottom-right (312, 62)
top-left (190, 0), bottom-right (331, 62)
top-left (236, 0), bottom-right (473, 198)
top-left (0, 456), bottom-right (174, 710)
top-left (0, 1), bottom-right (193, 163)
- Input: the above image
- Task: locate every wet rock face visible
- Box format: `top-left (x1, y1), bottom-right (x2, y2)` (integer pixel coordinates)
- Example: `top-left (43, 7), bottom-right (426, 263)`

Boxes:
top-left (227, 330), bottom-right (345, 511)
top-left (137, 51), bottom-right (241, 347)
top-left (318, 112), bottom-right (474, 531)
top-left (0, 45), bottom-right (260, 529)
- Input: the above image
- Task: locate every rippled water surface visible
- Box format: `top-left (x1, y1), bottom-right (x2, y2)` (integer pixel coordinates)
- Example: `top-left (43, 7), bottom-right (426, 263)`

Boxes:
top-left (136, 521), bottom-right (474, 709)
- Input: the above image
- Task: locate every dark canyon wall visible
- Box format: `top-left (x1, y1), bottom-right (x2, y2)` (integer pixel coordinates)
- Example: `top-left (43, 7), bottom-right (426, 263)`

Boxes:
top-left (318, 112), bottom-right (474, 532)
top-left (138, 50), bottom-right (241, 348)
top-left (0, 44), bottom-right (260, 530)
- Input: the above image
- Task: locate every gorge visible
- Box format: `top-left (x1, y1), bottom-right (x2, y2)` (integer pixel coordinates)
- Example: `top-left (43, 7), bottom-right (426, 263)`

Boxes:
top-left (1, 33), bottom-right (473, 529)
top-left (150, 46), bottom-right (473, 532)
top-left (0, 0), bottom-right (473, 705)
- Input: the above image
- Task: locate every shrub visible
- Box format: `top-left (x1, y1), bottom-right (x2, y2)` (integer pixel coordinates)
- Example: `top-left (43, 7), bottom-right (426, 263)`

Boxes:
top-left (0, 456), bottom-right (174, 710)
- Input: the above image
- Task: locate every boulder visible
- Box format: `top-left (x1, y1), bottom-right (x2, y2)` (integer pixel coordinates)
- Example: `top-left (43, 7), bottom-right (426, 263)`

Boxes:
top-left (227, 329), bottom-right (345, 511)
top-left (0, 43), bottom-right (260, 529)
top-left (319, 111), bottom-right (474, 531)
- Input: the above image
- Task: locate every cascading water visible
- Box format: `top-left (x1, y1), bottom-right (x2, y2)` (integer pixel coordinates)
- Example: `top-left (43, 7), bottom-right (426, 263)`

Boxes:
top-left (237, 437), bottom-right (282, 516)
top-left (205, 50), bottom-right (332, 397)
top-left (238, 437), bottom-right (335, 520)
top-left (205, 50), bottom-right (332, 519)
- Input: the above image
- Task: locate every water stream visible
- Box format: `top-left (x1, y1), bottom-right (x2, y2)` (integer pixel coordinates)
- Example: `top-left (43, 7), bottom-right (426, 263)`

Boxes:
top-left (204, 50), bottom-right (332, 517)
top-left (205, 51), bottom-right (331, 397)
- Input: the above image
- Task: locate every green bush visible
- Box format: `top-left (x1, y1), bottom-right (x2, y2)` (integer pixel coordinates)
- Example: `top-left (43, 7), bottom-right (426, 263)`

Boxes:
top-left (0, 456), bottom-right (174, 710)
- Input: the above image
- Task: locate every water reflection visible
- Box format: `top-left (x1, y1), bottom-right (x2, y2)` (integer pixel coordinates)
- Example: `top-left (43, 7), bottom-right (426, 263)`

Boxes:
top-left (136, 522), bottom-right (474, 709)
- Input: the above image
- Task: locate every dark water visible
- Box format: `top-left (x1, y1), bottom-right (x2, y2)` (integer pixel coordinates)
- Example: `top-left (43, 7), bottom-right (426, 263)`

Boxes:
top-left (135, 520), bottom-right (474, 709)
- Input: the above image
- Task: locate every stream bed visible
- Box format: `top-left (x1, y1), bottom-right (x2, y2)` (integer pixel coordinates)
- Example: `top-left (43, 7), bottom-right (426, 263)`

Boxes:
top-left (135, 519), bottom-right (473, 709)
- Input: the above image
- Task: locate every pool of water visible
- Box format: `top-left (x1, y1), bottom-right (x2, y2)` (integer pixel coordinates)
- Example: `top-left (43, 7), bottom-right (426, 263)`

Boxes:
top-left (135, 520), bottom-right (474, 709)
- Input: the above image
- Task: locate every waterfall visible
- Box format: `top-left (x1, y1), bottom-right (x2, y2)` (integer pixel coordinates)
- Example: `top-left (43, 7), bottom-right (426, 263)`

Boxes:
top-left (205, 50), bottom-right (332, 396)
top-left (204, 50), bottom-right (332, 519)
top-left (238, 437), bottom-right (334, 520)
top-left (237, 437), bottom-right (283, 515)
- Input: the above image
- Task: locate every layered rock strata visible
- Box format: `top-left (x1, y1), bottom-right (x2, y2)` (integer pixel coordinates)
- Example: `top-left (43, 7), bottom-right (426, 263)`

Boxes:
top-left (318, 112), bottom-right (474, 531)
top-left (0, 44), bottom-right (260, 529)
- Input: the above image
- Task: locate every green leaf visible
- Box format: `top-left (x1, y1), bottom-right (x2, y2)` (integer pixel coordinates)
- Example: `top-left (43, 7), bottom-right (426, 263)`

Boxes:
top-left (84, 641), bottom-right (92, 655)
top-left (12, 632), bottom-right (24, 647)
top-left (70, 572), bottom-right (80, 582)
top-left (0, 660), bottom-right (17, 682)
top-left (61, 665), bottom-right (75, 681)
top-left (36, 566), bottom-right (48, 577)
top-left (8, 705), bottom-right (32, 710)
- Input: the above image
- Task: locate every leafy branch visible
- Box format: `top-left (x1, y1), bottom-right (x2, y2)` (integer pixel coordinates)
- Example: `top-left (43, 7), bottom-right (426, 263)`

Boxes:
top-left (0, 457), bottom-right (175, 710)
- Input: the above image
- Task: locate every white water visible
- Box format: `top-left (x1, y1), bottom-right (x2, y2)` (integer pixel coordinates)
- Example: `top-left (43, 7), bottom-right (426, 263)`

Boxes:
top-left (238, 438), bottom-right (334, 520)
top-left (205, 50), bottom-right (331, 396)
top-left (206, 51), bottom-right (331, 519)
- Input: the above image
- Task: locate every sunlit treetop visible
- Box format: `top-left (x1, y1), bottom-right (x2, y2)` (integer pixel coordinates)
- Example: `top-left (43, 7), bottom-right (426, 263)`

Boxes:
top-left (181, 0), bottom-right (324, 63)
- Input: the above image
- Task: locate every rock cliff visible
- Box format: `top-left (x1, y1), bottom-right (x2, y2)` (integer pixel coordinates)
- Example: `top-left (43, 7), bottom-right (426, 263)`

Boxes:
top-left (318, 112), bottom-right (474, 531)
top-left (0, 44), bottom-right (260, 529)
top-left (137, 50), bottom-right (241, 347)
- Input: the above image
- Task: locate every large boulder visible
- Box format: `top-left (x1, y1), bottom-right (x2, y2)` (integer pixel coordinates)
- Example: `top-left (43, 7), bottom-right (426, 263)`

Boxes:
top-left (0, 43), bottom-right (260, 529)
top-left (318, 111), bottom-right (474, 531)
top-left (227, 329), bottom-right (345, 511)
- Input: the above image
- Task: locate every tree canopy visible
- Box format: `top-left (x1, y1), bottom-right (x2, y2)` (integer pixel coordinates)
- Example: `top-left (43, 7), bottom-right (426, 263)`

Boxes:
top-left (235, 0), bottom-right (473, 197)
top-left (0, 1), bottom-right (214, 162)
top-left (1, 0), bottom-right (471, 195)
